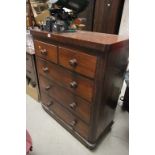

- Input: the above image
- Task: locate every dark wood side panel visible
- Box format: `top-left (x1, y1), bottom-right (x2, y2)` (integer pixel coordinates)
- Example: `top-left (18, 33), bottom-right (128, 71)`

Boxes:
top-left (88, 51), bottom-right (108, 143)
top-left (36, 57), bottom-right (94, 102)
top-left (93, 0), bottom-right (125, 34)
top-left (59, 46), bottom-right (97, 78)
top-left (34, 40), bottom-right (58, 64)
top-left (39, 75), bottom-right (91, 124)
top-left (41, 93), bottom-right (90, 140)
top-left (95, 40), bottom-right (129, 140)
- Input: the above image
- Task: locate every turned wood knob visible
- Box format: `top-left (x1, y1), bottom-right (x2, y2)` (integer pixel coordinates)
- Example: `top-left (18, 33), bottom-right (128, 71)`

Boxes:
top-left (69, 59), bottom-right (77, 67)
top-left (70, 120), bottom-right (77, 128)
top-left (70, 81), bottom-right (78, 89)
top-left (40, 49), bottom-right (47, 55)
top-left (45, 85), bottom-right (51, 91)
top-left (69, 102), bottom-right (77, 109)
top-left (43, 67), bottom-right (49, 73)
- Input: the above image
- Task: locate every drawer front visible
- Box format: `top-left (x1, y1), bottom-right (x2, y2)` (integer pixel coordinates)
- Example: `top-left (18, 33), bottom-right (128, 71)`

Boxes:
top-left (34, 40), bottom-right (58, 63)
top-left (36, 57), bottom-right (94, 102)
top-left (59, 47), bottom-right (97, 78)
top-left (26, 53), bottom-right (33, 67)
top-left (39, 75), bottom-right (91, 124)
top-left (41, 92), bottom-right (89, 139)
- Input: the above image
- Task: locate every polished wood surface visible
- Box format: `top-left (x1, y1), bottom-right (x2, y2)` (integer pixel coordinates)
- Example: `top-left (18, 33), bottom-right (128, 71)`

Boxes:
top-left (59, 46), bottom-right (97, 78)
top-left (31, 29), bottom-right (129, 149)
top-left (72, 0), bottom-right (124, 34)
top-left (34, 40), bottom-right (58, 64)
top-left (36, 57), bottom-right (94, 102)
top-left (91, 40), bottom-right (129, 141)
top-left (93, 0), bottom-right (125, 34)
top-left (41, 93), bottom-right (89, 140)
top-left (31, 30), bottom-right (128, 51)
top-left (39, 75), bottom-right (91, 124)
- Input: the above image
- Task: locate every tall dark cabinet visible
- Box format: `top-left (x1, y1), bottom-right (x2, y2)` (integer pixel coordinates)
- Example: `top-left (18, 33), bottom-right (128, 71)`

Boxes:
top-left (79, 0), bottom-right (125, 34)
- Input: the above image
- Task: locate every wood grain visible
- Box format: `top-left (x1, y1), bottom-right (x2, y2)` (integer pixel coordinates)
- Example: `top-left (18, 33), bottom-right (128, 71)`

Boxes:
top-left (59, 46), bottom-right (97, 78)
top-left (31, 29), bottom-right (129, 149)
top-left (31, 30), bottom-right (128, 52)
top-left (36, 57), bottom-right (94, 102)
top-left (34, 40), bottom-right (58, 63)
top-left (39, 75), bottom-right (92, 124)
top-left (93, 0), bottom-right (125, 34)
top-left (41, 93), bottom-right (90, 140)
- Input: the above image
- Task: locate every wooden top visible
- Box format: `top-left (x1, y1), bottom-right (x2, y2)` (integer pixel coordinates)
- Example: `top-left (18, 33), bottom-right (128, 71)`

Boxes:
top-left (55, 31), bottom-right (128, 45)
top-left (31, 29), bottom-right (129, 51)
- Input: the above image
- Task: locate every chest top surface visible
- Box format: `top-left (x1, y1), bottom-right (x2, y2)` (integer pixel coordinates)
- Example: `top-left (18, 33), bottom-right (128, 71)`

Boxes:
top-left (31, 29), bottom-right (129, 52)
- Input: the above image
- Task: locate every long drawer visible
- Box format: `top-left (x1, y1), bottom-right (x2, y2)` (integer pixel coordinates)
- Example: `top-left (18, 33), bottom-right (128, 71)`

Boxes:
top-left (39, 75), bottom-right (91, 124)
top-left (41, 92), bottom-right (90, 140)
top-left (59, 46), bottom-right (97, 78)
top-left (36, 57), bottom-right (94, 102)
top-left (34, 40), bottom-right (58, 64)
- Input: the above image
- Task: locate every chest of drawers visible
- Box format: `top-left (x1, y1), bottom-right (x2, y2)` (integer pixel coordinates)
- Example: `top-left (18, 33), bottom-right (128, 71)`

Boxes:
top-left (31, 30), bottom-right (129, 149)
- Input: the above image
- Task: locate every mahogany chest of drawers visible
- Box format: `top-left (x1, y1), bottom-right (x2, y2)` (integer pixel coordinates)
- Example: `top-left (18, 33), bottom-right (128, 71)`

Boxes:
top-left (31, 29), bottom-right (129, 149)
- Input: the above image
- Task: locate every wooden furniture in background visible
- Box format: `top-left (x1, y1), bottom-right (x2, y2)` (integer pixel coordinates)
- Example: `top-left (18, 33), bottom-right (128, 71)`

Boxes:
top-left (31, 29), bottom-right (129, 149)
top-left (79, 0), bottom-right (125, 34)
top-left (26, 0), bottom-right (37, 28)
top-left (93, 0), bottom-right (125, 34)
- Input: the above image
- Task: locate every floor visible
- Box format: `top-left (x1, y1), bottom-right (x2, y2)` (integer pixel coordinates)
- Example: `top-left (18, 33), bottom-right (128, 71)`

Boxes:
top-left (26, 95), bottom-right (129, 155)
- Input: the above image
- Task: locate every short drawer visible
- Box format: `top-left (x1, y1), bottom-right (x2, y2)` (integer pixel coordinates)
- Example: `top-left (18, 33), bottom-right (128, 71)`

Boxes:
top-left (41, 92), bottom-right (90, 140)
top-left (59, 47), bottom-right (97, 78)
top-left (39, 75), bottom-right (91, 124)
top-left (26, 53), bottom-right (33, 67)
top-left (34, 40), bottom-right (58, 63)
top-left (36, 57), bottom-right (94, 102)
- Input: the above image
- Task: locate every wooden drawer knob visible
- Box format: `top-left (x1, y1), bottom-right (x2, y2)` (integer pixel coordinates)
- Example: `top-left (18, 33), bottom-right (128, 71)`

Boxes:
top-left (45, 85), bottom-right (51, 91)
top-left (69, 59), bottom-right (77, 67)
top-left (69, 102), bottom-right (77, 109)
top-left (40, 49), bottom-right (47, 55)
top-left (43, 67), bottom-right (49, 73)
top-left (70, 81), bottom-right (78, 89)
top-left (69, 120), bottom-right (77, 128)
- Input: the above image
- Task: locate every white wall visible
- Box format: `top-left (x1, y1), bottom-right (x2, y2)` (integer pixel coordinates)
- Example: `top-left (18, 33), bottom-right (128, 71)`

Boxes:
top-left (119, 0), bottom-right (129, 36)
